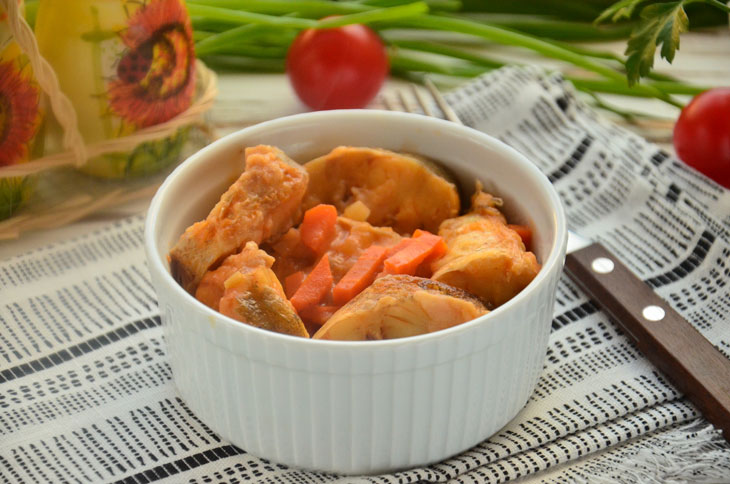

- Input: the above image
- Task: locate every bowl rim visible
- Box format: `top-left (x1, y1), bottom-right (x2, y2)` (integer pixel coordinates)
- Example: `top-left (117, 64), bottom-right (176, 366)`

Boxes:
top-left (145, 109), bottom-right (568, 348)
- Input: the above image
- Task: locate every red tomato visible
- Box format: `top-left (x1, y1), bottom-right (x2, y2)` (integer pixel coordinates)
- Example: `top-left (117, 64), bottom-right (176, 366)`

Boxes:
top-left (286, 23), bottom-right (388, 110)
top-left (673, 87), bottom-right (730, 188)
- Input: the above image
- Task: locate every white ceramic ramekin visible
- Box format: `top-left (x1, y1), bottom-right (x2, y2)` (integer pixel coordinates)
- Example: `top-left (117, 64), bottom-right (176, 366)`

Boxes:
top-left (145, 110), bottom-right (567, 475)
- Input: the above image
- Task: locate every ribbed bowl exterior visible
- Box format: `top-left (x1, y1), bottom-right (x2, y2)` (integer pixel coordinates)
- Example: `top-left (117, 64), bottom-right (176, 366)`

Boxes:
top-left (155, 265), bottom-right (560, 474)
top-left (145, 111), bottom-right (567, 474)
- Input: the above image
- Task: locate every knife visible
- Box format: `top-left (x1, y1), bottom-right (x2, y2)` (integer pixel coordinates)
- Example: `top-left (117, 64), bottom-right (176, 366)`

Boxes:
top-left (565, 232), bottom-right (730, 442)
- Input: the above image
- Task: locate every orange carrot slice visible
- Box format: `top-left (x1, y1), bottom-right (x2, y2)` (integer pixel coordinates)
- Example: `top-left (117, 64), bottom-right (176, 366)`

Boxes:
top-left (290, 255), bottom-right (333, 312)
top-left (332, 245), bottom-right (388, 305)
top-left (300, 204), bottom-right (338, 255)
top-left (413, 229), bottom-right (448, 260)
top-left (508, 224), bottom-right (532, 249)
top-left (384, 231), bottom-right (446, 276)
top-left (284, 271), bottom-right (306, 299)
top-left (413, 229), bottom-right (449, 279)
top-left (413, 229), bottom-right (448, 277)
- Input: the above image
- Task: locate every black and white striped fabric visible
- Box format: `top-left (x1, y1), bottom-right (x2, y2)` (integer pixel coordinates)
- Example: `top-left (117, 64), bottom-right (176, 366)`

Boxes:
top-left (2, 66), bottom-right (729, 483)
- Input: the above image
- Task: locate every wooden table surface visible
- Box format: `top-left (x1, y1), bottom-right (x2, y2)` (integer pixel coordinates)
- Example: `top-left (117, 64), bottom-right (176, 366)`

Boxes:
top-left (1, 28), bottom-right (728, 257)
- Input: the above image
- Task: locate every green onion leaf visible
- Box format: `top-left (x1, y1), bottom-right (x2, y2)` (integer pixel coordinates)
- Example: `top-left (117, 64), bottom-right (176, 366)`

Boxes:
top-left (315, 2), bottom-right (430, 28)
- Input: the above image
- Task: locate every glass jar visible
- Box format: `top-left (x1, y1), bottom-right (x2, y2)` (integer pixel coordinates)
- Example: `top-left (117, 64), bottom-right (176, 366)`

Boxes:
top-left (34, 0), bottom-right (196, 178)
top-left (0, 0), bottom-right (43, 220)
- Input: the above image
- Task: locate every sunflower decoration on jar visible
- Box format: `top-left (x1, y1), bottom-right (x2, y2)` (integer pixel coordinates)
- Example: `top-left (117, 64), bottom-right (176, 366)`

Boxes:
top-left (35, 0), bottom-right (196, 178)
top-left (108, 0), bottom-right (195, 130)
top-left (0, 0), bottom-right (43, 220)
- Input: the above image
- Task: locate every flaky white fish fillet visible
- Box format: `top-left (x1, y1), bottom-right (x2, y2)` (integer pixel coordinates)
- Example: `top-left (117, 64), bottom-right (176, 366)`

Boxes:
top-left (313, 275), bottom-right (488, 341)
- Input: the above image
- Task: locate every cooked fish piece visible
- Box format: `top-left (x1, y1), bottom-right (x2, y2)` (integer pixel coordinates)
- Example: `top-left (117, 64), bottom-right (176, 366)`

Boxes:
top-left (312, 275), bottom-right (488, 341)
top-left (170, 145), bottom-right (308, 293)
top-left (216, 242), bottom-right (308, 338)
top-left (431, 189), bottom-right (540, 308)
top-left (196, 242), bottom-right (274, 310)
top-left (303, 146), bottom-right (459, 234)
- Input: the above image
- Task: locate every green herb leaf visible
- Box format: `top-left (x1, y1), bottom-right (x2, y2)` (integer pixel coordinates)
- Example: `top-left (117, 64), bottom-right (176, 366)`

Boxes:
top-left (595, 0), bottom-right (647, 24)
top-left (624, 1), bottom-right (688, 85)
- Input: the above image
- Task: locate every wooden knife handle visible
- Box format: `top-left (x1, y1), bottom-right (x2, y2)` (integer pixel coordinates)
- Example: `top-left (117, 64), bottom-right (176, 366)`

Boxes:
top-left (565, 243), bottom-right (730, 441)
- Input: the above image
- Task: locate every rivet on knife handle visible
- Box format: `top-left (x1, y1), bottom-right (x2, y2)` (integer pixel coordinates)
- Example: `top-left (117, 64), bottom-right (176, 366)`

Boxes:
top-left (565, 242), bottom-right (730, 442)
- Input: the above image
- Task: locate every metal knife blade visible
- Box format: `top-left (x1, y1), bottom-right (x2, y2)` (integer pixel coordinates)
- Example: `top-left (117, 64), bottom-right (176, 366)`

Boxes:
top-left (564, 232), bottom-right (730, 442)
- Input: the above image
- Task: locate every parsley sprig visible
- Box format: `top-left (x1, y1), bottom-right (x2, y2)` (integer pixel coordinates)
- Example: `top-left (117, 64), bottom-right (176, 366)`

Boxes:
top-left (596, 0), bottom-right (730, 85)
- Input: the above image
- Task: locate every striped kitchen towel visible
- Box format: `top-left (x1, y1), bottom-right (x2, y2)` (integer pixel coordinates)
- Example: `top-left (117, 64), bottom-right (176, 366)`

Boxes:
top-left (1, 66), bottom-right (729, 483)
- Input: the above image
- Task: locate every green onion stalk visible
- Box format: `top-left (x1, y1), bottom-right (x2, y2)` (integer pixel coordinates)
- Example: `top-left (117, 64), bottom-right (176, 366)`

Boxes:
top-left (24, 0), bottom-right (723, 117)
